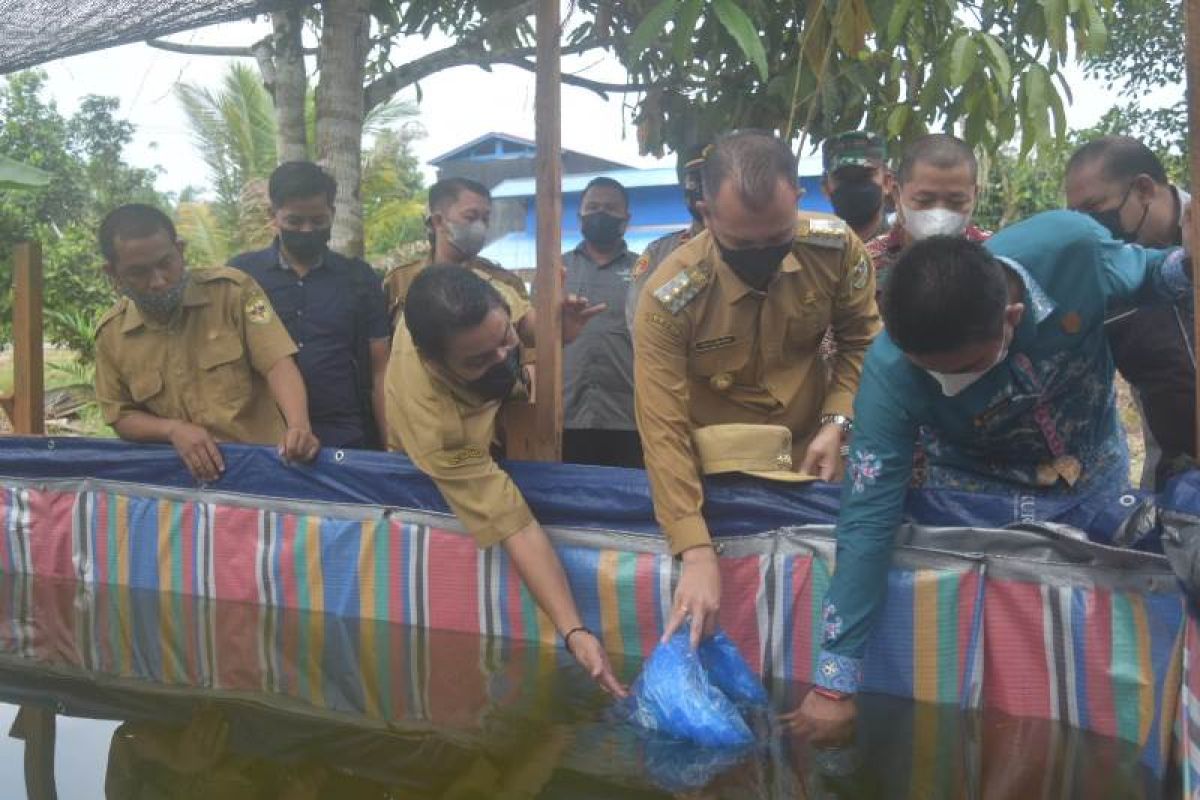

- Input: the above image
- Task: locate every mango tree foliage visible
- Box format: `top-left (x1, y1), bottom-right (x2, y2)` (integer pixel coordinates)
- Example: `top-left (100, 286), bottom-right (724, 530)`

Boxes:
top-left (570, 0), bottom-right (1111, 159)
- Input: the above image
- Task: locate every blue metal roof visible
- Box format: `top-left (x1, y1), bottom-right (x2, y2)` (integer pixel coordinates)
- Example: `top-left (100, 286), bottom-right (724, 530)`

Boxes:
top-left (428, 132), bottom-right (537, 165)
top-left (479, 225), bottom-right (688, 268)
top-left (491, 155), bottom-right (826, 198)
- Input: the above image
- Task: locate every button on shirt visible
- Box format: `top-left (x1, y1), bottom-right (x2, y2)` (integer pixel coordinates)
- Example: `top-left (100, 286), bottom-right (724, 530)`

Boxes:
top-left (229, 240), bottom-right (390, 448)
top-left (94, 267), bottom-right (298, 444)
top-left (816, 211), bottom-right (1192, 694)
top-left (562, 241), bottom-right (640, 431)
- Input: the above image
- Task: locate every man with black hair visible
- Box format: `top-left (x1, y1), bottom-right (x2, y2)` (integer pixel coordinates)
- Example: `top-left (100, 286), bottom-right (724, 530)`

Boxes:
top-left (561, 176), bottom-right (642, 467)
top-left (866, 133), bottom-right (990, 292)
top-left (95, 203), bottom-right (320, 482)
top-left (384, 265), bottom-right (625, 697)
top-left (1065, 136), bottom-right (1195, 488)
top-left (634, 130), bottom-right (881, 649)
top-left (229, 161), bottom-right (390, 450)
top-left (382, 177), bottom-right (528, 324)
top-left (786, 210), bottom-right (1192, 740)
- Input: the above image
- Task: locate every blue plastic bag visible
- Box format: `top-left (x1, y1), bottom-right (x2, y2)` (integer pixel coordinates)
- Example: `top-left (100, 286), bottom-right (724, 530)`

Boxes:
top-left (617, 627), bottom-right (766, 747)
top-left (700, 630), bottom-right (769, 706)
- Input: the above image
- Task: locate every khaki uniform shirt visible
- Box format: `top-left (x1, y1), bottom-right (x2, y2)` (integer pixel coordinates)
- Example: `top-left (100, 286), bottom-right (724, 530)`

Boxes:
top-left (382, 255), bottom-right (529, 325)
top-left (385, 282), bottom-right (534, 547)
top-left (94, 267), bottom-right (298, 445)
top-left (633, 214), bottom-right (881, 554)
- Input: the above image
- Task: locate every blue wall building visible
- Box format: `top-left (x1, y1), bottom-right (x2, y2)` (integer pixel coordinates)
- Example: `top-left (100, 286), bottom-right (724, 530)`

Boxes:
top-left (481, 163), bottom-right (831, 271)
top-left (427, 133), bottom-right (830, 272)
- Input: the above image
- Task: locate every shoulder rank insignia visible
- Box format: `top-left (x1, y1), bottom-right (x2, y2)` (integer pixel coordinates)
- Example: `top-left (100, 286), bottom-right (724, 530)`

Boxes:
top-left (245, 294), bottom-right (273, 325)
top-left (653, 267), bottom-right (709, 314)
top-left (799, 217), bottom-right (848, 250)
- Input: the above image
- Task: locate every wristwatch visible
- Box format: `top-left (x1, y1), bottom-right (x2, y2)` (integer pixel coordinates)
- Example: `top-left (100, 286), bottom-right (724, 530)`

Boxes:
top-left (819, 414), bottom-right (853, 435)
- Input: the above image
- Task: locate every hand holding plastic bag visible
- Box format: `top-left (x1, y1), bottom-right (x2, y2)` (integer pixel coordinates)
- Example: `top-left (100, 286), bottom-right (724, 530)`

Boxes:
top-left (617, 626), bottom-right (766, 747)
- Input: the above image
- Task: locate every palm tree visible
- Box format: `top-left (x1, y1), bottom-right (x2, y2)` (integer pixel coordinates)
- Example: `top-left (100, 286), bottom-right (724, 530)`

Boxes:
top-left (174, 62), bottom-right (424, 266)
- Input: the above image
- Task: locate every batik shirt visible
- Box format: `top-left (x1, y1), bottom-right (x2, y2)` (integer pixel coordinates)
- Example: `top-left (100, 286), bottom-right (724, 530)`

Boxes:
top-left (816, 211), bottom-right (1191, 694)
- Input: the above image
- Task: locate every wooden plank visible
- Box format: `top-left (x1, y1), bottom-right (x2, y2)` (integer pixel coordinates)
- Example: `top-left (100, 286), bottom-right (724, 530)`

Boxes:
top-left (12, 241), bottom-right (44, 435)
top-left (529, 0), bottom-right (564, 461)
top-left (1189, 0), bottom-right (1200, 456)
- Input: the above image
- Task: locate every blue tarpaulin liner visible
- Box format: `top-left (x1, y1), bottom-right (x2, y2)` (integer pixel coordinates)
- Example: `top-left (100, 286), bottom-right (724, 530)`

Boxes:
top-left (0, 436), bottom-right (1167, 543)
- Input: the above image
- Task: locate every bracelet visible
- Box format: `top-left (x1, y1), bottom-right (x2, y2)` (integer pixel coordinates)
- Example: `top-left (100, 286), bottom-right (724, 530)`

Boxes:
top-left (812, 685), bottom-right (853, 701)
top-left (562, 625), bottom-right (593, 653)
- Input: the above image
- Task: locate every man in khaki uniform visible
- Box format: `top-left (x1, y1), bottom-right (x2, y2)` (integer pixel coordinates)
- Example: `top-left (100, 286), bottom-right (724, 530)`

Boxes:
top-left (385, 265), bottom-right (624, 697)
top-left (94, 204), bottom-right (320, 482)
top-left (634, 131), bottom-right (881, 647)
top-left (382, 177), bottom-right (528, 325)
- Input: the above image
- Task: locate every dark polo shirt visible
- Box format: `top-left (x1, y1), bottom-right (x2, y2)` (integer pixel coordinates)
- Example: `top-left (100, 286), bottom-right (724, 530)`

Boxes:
top-left (229, 239), bottom-right (389, 448)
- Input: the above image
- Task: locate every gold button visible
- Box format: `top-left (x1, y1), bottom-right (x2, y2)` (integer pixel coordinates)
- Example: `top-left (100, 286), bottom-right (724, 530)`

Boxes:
top-left (710, 373), bottom-right (733, 392)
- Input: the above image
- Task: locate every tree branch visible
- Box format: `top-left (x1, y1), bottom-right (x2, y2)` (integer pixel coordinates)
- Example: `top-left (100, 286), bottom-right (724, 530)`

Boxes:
top-left (493, 56), bottom-right (649, 98)
top-left (363, 38), bottom-right (615, 111)
top-left (145, 37), bottom-right (317, 57)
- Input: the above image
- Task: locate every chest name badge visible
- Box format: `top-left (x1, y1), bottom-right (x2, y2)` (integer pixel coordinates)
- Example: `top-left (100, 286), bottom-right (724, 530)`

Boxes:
top-left (695, 335), bottom-right (736, 353)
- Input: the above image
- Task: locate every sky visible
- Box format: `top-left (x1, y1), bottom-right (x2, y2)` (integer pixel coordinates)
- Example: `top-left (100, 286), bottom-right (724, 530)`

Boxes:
top-left (32, 16), bottom-right (1184, 200)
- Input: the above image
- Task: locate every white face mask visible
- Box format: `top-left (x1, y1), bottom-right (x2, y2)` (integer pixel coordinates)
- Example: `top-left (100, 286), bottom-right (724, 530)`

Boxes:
top-left (925, 330), bottom-right (1010, 397)
top-left (902, 205), bottom-right (970, 240)
top-left (445, 219), bottom-right (488, 257)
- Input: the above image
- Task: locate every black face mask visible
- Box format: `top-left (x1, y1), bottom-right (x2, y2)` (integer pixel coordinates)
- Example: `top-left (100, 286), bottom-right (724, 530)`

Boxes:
top-left (716, 239), bottom-right (793, 291)
top-left (280, 227), bottom-right (332, 262)
top-left (581, 212), bottom-right (625, 249)
top-left (466, 347), bottom-right (523, 401)
top-left (1088, 183), bottom-right (1148, 244)
top-left (830, 180), bottom-right (884, 228)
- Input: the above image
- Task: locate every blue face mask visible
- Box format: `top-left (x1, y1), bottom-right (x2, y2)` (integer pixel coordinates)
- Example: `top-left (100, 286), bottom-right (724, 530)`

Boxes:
top-left (122, 273), bottom-right (189, 320)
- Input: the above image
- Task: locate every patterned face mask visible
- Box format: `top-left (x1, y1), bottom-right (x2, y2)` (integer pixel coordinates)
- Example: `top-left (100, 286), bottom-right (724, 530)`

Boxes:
top-left (121, 273), bottom-right (190, 320)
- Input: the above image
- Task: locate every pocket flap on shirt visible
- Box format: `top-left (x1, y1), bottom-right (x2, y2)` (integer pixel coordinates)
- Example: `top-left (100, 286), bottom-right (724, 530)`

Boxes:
top-left (130, 371), bottom-right (163, 403)
top-left (197, 335), bottom-right (246, 370)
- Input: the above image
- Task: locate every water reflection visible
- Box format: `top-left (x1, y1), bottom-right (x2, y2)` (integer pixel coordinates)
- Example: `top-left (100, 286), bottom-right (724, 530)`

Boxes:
top-left (0, 573), bottom-right (1175, 799)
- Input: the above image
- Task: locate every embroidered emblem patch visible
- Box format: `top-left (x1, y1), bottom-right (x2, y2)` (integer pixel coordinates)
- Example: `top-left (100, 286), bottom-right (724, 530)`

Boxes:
top-left (245, 295), bottom-right (272, 325)
top-left (631, 253), bottom-right (651, 280)
top-left (1060, 311), bottom-right (1082, 335)
top-left (851, 257), bottom-right (870, 290)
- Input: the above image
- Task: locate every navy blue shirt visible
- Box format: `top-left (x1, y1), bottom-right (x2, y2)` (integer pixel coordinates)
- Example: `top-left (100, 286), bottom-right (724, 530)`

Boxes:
top-left (229, 240), bottom-right (390, 448)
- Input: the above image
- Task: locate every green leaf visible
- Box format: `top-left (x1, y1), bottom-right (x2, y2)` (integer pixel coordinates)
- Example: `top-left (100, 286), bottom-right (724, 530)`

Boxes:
top-left (0, 154), bottom-right (51, 190)
top-left (887, 104), bottom-right (911, 137)
top-left (977, 32), bottom-right (1012, 89)
top-left (712, 0), bottom-right (770, 81)
top-left (886, 0), bottom-right (913, 42)
top-left (671, 0), bottom-right (704, 63)
top-left (949, 31), bottom-right (978, 88)
top-left (1041, 0), bottom-right (1068, 53)
top-left (627, 0), bottom-right (679, 56)
top-left (1079, 0), bottom-right (1108, 55)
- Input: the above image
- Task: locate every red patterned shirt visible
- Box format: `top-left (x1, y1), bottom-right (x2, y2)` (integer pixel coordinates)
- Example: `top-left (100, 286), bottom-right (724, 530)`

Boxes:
top-left (866, 223), bottom-right (992, 294)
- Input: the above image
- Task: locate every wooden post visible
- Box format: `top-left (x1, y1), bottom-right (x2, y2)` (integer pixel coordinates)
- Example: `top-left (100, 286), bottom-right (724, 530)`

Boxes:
top-left (12, 242), bottom-right (44, 435)
top-left (530, 0), bottom-right (564, 461)
top-left (1189, 0), bottom-right (1200, 456)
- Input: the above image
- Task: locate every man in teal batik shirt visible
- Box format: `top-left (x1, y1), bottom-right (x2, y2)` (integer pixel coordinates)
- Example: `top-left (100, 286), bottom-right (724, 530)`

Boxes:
top-left (786, 209), bottom-right (1192, 739)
